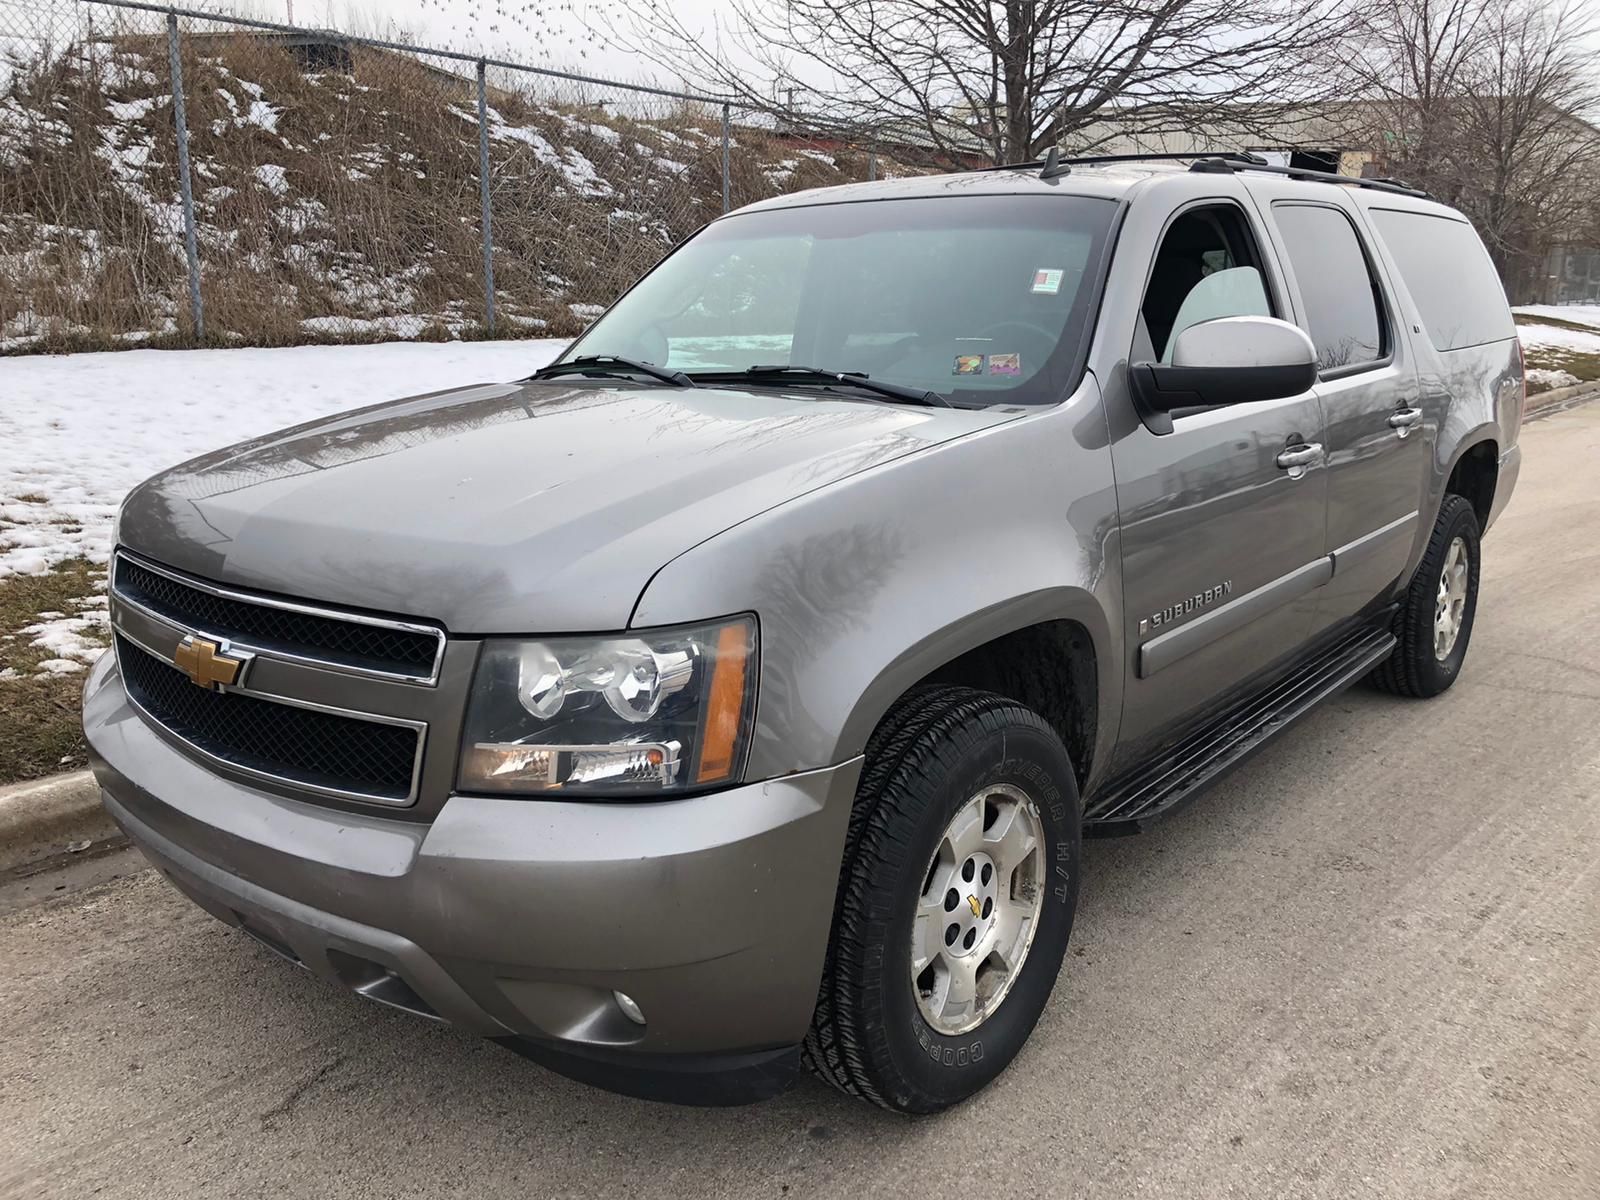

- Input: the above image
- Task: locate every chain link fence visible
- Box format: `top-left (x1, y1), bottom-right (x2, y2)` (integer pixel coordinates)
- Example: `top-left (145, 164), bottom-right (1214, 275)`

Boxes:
top-left (1, 0), bottom-right (910, 353)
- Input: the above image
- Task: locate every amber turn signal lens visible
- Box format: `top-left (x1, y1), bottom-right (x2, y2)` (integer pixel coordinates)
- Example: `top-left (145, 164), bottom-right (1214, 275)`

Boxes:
top-left (695, 622), bottom-right (751, 783)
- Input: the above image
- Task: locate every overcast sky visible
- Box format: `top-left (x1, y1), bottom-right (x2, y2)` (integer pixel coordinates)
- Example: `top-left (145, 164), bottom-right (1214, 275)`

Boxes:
top-left (220, 0), bottom-right (740, 88)
top-left (115, 0), bottom-right (1600, 101)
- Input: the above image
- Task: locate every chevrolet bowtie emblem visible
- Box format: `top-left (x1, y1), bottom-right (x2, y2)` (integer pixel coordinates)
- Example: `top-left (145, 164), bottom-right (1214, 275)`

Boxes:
top-left (967, 895), bottom-right (983, 918)
top-left (173, 636), bottom-right (245, 690)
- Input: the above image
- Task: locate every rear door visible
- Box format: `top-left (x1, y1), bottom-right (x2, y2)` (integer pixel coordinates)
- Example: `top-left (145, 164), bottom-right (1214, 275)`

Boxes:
top-left (1247, 186), bottom-right (1428, 631)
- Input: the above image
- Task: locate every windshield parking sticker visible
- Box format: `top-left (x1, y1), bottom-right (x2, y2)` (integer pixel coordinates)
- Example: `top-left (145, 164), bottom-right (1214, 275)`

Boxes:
top-left (1031, 268), bottom-right (1064, 295)
top-left (989, 353), bottom-right (1021, 376)
top-left (954, 354), bottom-right (985, 375)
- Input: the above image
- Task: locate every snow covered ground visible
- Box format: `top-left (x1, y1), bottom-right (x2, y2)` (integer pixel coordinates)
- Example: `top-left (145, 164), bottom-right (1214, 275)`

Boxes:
top-left (1513, 305), bottom-right (1600, 357)
top-left (1512, 304), bottom-right (1600, 329)
top-left (1, 338), bottom-right (563, 678)
top-left (1, 338), bottom-right (565, 579)
top-left (1516, 321), bottom-right (1600, 353)
top-left (1513, 307), bottom-right (1600, 393)
top-left (1526, 367), bottom-right (1581, 390)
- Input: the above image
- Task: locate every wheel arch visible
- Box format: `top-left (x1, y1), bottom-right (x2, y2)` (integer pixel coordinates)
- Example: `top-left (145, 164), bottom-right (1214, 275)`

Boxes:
top-left (836, 589), bottom-right (1112, 793)
top-left (1443, 435), bottom-right (1499, 533)
top-left (1401, 429), bottom-right (1500, 601)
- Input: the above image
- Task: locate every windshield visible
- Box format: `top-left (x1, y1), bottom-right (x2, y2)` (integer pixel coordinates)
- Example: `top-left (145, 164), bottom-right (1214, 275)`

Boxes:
top-left (559, 194), bottom-right (1117, 405)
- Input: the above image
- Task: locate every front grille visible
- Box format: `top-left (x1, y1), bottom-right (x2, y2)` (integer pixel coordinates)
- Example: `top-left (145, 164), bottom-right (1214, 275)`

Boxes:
top-left (114, 555), bottom-right (441, 680)
top-left (117, 635), bottom-right (421, 801)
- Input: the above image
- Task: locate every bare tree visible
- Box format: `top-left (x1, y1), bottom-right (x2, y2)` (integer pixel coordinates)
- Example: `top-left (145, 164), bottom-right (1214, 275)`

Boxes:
top-left (1458, 1), bottom-right (1600, 298)
top-left (1344, 0), bottom-right (1600, 301)
top-left (1341, 0), bottom-right (1487, 180)
top-left (611, 0), bottom-right (1363, 165)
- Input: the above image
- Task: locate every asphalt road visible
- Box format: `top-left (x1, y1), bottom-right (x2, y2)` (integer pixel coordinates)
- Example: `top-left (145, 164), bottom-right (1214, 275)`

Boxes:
top-left (4, 402), bottom-right (1598, 1200)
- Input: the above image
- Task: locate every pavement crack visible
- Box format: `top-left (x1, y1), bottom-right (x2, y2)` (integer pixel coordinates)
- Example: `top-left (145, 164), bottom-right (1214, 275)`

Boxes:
top-left (1469, 679), bottom-right (1600, 702)
top-left (259, 1052), bottom-right (345, 1129)
top-left (1507, 648), bottom-right (1600, 681)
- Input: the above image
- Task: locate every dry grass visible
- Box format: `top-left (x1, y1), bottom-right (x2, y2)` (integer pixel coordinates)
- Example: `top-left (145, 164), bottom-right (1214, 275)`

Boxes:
top-left (1517, 312), bottom-right (1599, 335)
top-left (0, 560), bottom-right (104, 785)
top-left (1, 28), bottom-right (907, 354)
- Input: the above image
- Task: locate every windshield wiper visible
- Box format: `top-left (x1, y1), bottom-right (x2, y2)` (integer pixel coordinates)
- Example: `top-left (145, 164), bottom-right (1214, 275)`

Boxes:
top-left (693, 364), bottom-right (951, 408)
top-left (528, 355), bottom-right (696, 388)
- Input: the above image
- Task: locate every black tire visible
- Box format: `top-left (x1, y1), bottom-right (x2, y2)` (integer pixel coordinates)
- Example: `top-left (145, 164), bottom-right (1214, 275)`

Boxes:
top-left (802, 686), bottom-right (1081, 1113)
top-left (1369, 493), bottom-right (1481, 698)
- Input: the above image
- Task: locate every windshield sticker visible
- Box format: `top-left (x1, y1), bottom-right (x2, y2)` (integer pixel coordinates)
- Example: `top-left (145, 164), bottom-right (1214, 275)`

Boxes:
top-left (1031, 269), bottom-right (1064, 295)
top-left (989, 353), bottom-right (1021, 376)
top-left (953, 354), bottom-right (985, 376)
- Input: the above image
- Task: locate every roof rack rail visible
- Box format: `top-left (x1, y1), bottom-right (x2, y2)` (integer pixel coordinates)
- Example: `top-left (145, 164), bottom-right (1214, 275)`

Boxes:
top-left (1069, 150), bottom-right (1270, 168)
top-left (1364, 175), bottom-right (1427, 192)
top-left (967, 150), bottom-right (1432, 199)
top-left (970, 149), bottom-right (1265, 175)
top-left (1189, 156), bottom-right (1431, 199)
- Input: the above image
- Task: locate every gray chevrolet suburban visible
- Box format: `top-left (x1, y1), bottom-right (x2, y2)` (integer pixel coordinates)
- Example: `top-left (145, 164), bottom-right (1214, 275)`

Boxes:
top-left (84, 153), bottom-right (1523, 1113)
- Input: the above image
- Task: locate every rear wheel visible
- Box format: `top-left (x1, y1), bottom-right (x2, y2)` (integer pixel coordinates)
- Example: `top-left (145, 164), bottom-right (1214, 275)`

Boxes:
top-left (1369, 494), bottom-right (1481, 698)
top-left (802, 687), bottom-right (1080, 1113)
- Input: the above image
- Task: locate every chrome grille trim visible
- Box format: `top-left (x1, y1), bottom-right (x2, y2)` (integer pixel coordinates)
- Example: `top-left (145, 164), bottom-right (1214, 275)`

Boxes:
top-left (112, 624), bottom-right (428, 807)
top-left (111, 550), bottom-right (446, 686)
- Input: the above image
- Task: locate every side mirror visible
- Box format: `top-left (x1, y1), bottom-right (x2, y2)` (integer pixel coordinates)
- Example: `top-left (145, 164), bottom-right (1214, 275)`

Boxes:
top-left (1131, 316), bottom-right (1318, 435)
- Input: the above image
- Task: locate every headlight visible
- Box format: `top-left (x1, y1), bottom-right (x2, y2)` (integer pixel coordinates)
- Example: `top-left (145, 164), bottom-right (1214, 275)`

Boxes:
top-left (457, 616), bottom-right (757, 796)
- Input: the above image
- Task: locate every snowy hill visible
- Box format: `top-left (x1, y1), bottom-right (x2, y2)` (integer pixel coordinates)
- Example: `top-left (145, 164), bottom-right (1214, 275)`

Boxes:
top-left (0, 29), bottom-right (900, 354)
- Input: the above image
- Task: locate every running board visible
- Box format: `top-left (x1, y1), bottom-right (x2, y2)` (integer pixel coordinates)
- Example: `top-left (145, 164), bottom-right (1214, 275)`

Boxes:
top-left (1084, 626), bottom-right (1397, 836)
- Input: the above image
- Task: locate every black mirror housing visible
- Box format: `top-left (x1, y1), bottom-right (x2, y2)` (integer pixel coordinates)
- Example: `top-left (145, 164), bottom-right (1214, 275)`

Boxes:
top-left (1133, 359), bottom-right (1317, 408)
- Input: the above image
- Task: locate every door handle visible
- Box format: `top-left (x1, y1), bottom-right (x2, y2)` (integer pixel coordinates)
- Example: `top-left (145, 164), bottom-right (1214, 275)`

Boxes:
top-left (1275, 443), bottom-right (1323, 471)
top-left (1388, 407), bottom-right (1423, 437)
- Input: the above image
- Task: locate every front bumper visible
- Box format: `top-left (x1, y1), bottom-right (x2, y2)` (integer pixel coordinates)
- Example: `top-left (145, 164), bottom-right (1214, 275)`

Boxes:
top-left (83, 653), bottom-right (860, 1104)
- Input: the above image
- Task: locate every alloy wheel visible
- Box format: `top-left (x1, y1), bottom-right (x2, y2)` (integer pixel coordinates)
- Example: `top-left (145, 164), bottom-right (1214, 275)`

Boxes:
top-left (1434, 535), bottom-right (1470, 660)
top-left (910, 783), bottom-right (1045, 1036)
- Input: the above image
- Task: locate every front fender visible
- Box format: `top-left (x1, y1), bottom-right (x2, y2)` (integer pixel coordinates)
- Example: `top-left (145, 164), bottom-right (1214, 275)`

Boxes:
top-left (631, 377), bottom-right (1123, 786)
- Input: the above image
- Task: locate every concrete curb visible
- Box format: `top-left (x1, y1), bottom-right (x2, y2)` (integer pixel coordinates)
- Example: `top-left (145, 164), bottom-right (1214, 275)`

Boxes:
top-left (0, 770), bottom-right (118, 873)
top-left (1525, 378), bottom-right (1600, 416)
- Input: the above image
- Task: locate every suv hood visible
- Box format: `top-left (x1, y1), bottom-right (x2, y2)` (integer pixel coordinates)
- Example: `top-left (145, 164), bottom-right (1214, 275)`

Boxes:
top-left (118, 379), bottom-right (1016, 632)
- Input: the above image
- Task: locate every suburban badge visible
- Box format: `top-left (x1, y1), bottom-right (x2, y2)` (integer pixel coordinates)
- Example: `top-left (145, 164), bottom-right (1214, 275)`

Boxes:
top-left (1139, 581), bottom-right (1234, 636)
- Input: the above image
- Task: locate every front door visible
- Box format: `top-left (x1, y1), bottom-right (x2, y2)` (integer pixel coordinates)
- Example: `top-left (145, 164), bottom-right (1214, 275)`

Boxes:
top-left (1108, 198), bottom-right (1329, 770)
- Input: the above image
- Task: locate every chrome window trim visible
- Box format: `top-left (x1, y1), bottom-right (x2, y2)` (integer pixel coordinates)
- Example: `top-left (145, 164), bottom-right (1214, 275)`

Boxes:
top-left (112, 627), bottom-right (428, 808)
top-left (112, 549), bottom-right (446, 686)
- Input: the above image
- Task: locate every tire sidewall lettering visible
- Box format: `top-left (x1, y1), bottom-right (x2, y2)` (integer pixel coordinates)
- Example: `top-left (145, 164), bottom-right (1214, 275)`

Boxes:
top-left (914, 1021), bottom-right (984, 1068)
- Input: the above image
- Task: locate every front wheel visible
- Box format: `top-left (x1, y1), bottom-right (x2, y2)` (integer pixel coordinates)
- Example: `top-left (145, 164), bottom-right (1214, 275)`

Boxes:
top-left (802, 687), bottom-right (1080, 1113)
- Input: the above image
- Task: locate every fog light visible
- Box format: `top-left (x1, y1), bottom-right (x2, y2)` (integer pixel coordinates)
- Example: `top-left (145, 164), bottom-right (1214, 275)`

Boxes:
top-left (613, 990), bottom-right (646, 1026)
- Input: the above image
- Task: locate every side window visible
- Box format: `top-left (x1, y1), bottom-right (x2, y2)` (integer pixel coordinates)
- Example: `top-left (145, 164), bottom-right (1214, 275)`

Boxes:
top-left (1273, 204), bottom-right (1387, 373)
top-left (1136, 205), bottom-right (1273, 364)
top-left (1367, 209), bottom-right (1514, 351)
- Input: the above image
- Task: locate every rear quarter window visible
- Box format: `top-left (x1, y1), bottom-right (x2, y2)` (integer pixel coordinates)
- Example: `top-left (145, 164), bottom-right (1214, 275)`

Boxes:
top-left (1367, 209), bottom-right (1514, 351)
